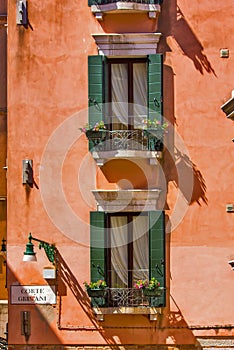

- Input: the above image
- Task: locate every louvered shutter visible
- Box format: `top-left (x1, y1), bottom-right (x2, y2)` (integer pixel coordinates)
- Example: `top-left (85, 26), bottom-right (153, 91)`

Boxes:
top-left (147, 54), bottom-right (163, 123)
top-left (88, 0), bottom-right (103, 6)
top-left (90, 211), bottom-right (106, 282)
top-left (149, 210), bottom-right (165, 307)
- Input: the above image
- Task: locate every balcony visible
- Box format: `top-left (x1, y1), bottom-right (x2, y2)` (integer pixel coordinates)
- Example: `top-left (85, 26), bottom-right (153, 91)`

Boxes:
top-left (89, 0), bottom-right (162, 20)
top-left (89, 288), bottom-right (164, 319)
top-left (86, 129), bottom-right (163, 165)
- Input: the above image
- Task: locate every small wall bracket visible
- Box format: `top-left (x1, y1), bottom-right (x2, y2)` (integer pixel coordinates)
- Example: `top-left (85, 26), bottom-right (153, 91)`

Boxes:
top-left (21, 311), bottom-right (31, 340)
top-left (226, 204), bottom-right (234, 213)
top-left (16, 0), bottom-right (28, 25)
top-left (22, 159), bottom-right (33, 186)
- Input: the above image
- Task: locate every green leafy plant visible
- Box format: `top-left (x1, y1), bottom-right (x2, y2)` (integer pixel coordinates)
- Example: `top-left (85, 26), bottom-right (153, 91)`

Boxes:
top-left (142, 118), bottom-right (168, 132)
top-left (83, 279), bottom-right (107, 290)
top-left (134, 277), bottom-right (161, 290)
top-left (80, 121), bottom-right (107, 133)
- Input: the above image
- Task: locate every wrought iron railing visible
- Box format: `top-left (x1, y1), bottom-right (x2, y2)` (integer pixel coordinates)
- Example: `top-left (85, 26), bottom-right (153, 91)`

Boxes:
top-left (87, 129), bottom-right (164, 152)
top-left (90, 288), bottom-right (164, 308)
top-left (92, 0), bottom-right (163, 4)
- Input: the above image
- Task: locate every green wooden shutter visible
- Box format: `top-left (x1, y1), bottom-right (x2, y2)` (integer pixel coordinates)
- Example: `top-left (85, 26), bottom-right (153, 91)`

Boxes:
top-left (90, 211), bottom-right (106, 282)
top-left (147, 54), bottom-right (163, 123)
top-left (88, 55), bottom-right (106, 126)
top-left (149, 210), bottom-right (165, 307)
top-left (88, 0), bottom-right (102, 6)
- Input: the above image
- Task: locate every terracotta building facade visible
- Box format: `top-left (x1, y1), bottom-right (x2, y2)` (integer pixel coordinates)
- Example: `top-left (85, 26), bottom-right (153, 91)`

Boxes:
top-left (5, 0), bottom-right (234, 349)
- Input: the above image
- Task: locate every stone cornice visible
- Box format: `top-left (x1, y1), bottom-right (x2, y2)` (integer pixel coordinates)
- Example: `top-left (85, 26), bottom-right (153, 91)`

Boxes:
top-left (92, 189), bottom-right (161, 212)
top-left (92, 32), bottom-right (162, 56)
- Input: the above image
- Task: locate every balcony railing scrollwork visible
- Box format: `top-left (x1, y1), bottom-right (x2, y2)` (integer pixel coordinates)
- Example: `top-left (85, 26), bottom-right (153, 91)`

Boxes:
top-left (86, 129), bottom-right (164, 152)
top-left (89, 287), bottom-right (165, 308)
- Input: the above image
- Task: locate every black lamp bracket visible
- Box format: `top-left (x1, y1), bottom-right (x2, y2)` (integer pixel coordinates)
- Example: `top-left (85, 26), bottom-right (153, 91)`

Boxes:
top-left (28, 233), bottom-right (55, 265)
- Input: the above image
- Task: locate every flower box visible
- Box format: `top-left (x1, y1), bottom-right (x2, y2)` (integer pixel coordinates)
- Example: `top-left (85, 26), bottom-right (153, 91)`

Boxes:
top-left (144, 129), bottom-right (164, 151)
top-left (143, 288), bottom-right (163, 297)
top-left (85, 130), bottom-right (107, 150)
top-left (86, 130), bottom-right (107, 141)
top-left (87, 288), bottom-right (107, 298)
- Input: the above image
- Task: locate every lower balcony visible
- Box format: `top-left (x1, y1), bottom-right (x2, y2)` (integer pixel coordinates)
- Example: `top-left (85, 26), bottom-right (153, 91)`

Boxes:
top-left (89, 288), bottom-right (164, 319)
top-left (86, 129), bottom-right (164, 165)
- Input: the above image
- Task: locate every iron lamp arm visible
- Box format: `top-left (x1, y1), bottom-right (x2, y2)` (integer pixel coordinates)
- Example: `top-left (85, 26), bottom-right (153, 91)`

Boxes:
top-left (28, 233), bottom-right (55, 265)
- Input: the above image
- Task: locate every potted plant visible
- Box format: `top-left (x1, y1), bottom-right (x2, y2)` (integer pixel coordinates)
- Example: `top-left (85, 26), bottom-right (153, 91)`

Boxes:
top-left (84, 279), bottom-right (107, 297)
top-left (134, 277), bottom-right (164, 297)
top-left (142, 118), bottom-right (168, 151)
top-left (80, 121), bottom-right (108, 148)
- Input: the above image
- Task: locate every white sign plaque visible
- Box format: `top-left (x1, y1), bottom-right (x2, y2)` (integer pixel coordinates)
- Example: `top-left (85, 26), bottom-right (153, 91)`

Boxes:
top-left (11, 285), bottom-right (56, 305)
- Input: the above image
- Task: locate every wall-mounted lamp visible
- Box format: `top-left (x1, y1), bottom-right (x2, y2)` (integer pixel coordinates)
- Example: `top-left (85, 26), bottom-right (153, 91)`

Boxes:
top-left (23, 233), bottom-right (55, 265)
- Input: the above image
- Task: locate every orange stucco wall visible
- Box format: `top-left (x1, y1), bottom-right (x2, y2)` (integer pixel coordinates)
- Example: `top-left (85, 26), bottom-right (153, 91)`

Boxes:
top-left (7, 0), bottom-right (234, 347)
top-left (0, 0), bottom-right (7, 301)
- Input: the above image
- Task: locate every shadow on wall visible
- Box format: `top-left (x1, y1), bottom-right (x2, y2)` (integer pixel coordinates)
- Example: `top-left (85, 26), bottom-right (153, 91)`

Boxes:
top-left (56, 250), bottom-right (122, 346)
top-left (7, 266), bottom-right (61, 345)
top-left (7, 248), bottom-right (202, 348)
top-left (56, 250), bottom-right (200, 347)
top-left (164, 147), bottom-right (208, 207)
top-left (8, 252), bottom-right (121, 347)
top-left (158, 0), bottom-right (216, 76)
top-left (162, 64), bottom-right (208, 209)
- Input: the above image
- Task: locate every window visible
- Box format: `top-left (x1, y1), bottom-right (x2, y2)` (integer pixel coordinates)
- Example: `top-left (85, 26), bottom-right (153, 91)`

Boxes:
top-left (107, 212), bottom-right (149, 288)
top-left (108, 58), bottom-right (147, 130)
top-left (88, 54), bottom-right (163, 131)
top-left (90, 210), bottom-right (165, 306)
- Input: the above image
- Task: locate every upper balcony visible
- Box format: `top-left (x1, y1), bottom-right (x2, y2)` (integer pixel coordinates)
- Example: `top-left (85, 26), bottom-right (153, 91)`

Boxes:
top-left (85, 128), bottom-right (164, 165)
top-left (89, 0), bottom-right (163, 20)
top-left (87, 287), bottom-right (164, 320)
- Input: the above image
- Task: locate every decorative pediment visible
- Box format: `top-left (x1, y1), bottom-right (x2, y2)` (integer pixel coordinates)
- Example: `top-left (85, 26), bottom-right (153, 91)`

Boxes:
top-left (92, 189), bottom-right (161, 212)
top-left (92, 33), bottom-right (161, 56)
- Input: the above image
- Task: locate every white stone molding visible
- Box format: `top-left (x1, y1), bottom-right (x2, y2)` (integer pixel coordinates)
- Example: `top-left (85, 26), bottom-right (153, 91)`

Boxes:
top-left (92, 33), bottom-right (162, 56)
top-left (92, 149), bottom-right (162, 166)
top-left (92, 189), bottom-right (161, 212)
